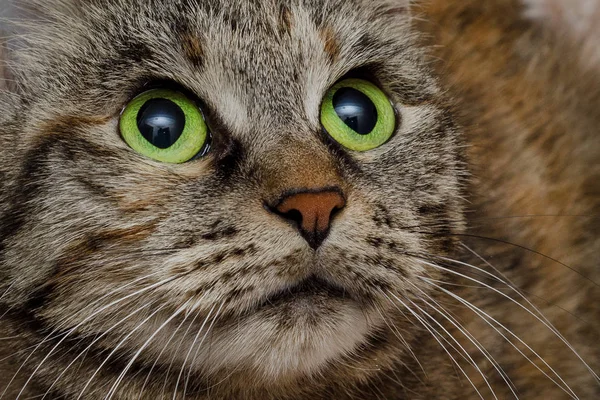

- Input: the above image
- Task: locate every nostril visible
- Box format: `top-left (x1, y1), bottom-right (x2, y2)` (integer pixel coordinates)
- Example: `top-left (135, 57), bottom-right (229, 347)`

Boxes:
top-left (266, 187), bottom-right (346, 249)
top-left (265, 202), bottom-right (302, 221)
top-left (280, 208), bottom-right (303, 227)
top-left (329, 204), bottom-right (344, 221)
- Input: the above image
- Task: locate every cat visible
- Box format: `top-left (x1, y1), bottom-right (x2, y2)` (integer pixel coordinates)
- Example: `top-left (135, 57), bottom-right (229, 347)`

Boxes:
top-left (0, 0), bottom-right (598, 399)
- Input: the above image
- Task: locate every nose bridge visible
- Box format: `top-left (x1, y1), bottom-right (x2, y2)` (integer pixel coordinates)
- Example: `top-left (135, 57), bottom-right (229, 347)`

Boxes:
top-left (258, 136), bottom-right (343, 198)
top-left (258, 135), bottom-right (347, 249)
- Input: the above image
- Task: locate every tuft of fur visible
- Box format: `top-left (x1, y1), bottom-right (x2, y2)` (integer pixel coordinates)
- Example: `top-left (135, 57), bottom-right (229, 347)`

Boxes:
top-left (523, 0), bottom-right (600, 69)
top-left (0, 0), bottom-right (598, 399)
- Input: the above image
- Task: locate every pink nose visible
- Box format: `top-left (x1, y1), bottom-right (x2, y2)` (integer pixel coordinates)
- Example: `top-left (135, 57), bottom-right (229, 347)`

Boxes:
top-left (270, 188), bottom-right (346, 249)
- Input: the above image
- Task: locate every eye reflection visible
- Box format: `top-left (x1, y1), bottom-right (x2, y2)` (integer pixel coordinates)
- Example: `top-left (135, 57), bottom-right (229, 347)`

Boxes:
top-left (136, 98), bottom-right (186, 149)
top-left (332, 87), bottom-right (378, 135)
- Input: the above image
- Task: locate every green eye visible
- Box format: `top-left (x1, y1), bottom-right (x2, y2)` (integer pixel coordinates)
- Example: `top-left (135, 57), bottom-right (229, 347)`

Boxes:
top-left (320, 78), bottom-right (395, 152)
top-left (120, 89), bottom-right (209, 163)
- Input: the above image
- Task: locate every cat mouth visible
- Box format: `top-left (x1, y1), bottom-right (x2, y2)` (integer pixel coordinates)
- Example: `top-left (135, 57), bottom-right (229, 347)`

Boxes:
top-left (259, 275), bottom-right (350, 308)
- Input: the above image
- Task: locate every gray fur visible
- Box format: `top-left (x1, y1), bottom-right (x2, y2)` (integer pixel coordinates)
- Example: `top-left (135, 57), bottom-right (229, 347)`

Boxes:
top-left (0, 0), bottom-right (597, 399)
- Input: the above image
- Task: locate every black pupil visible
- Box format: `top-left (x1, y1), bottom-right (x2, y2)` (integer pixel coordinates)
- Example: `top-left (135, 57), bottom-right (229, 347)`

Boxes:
top-left (332, 87), bottom-right (378, 135)
top-left (136, 98), bottom-right (186, 149)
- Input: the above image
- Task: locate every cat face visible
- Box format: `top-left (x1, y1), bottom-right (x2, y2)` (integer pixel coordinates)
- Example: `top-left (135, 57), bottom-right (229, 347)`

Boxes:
top-left (0, 0), bottom-right (465, 388)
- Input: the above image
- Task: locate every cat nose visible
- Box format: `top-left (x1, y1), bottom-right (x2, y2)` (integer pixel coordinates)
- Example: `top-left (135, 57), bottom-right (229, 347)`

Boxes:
top-left (269, 188), bottom-right (346, 249)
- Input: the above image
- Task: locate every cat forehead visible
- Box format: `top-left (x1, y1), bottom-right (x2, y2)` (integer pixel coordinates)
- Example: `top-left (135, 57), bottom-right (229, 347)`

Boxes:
top-left (91, 0), bottom-right (414, 84)
top-left (33, 0), bottom-right (412, 58)
top-left (170, 0), bottom-right (413, 131)
top-left (13, 0), bottom-right (418, 133)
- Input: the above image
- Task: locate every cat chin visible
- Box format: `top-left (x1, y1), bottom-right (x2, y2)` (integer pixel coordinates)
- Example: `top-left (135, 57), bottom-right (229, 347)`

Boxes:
top-left (187, 299), bottom-right (376, 380)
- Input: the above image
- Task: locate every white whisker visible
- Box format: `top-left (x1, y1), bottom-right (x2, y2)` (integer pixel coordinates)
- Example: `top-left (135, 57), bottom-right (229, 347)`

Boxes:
top-left (52, 272), bottom-right (165, 331)
top-left (0, 283), bottom-right (14, 301)
top-left (373, 303), bottom-right (426, 379)
top-left (2, 271), bottom-right (164, 395)
top-left (135, 301), bottom-right (199, 400)
top-left (416, 258), bottom-right (600, 383)
top-left (423, 278), bottom-right (579, 399)
top-left (158, 302), bottom-right (207, 398)
top-left (460, 243), bottom-right (600, 360)
top-left (382, 290), bottom-right (485, 400)
top-left (40, 302), bottom-right (154, 399)
top-left (406, 281), bottom-right (518, 398)
top-left (75, 304), bottom-right (170, 400)
top-left (104, 298), bottom-right (194, 400)
top-left (405, 296), bottom-right (500, 400)
top-left (181, 301), bottom-right (225, 399)
top-left (10, 273), bottom-right (184, 400)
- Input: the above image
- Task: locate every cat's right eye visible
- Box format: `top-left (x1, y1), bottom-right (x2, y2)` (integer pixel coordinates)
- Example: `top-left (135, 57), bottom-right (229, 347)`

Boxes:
top-left (119, 89), bottom-right (209, 163)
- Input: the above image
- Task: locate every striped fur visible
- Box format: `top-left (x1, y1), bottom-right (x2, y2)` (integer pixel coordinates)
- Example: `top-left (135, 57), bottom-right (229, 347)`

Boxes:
top-left (0, 0), bottom-right (598, 399)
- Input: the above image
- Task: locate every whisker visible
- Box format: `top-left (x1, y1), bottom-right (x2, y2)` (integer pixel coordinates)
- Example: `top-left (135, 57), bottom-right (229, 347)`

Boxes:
top-left (458, 243), bottom-right (597, 331)
top-left (40, 302), bottom-right (155, 399)
top-left (416, 258), bottom-right (600, 384)
top-left (158, 304), bottom-right (207, 398)
top-left (454, 234), bottom-right (599, 288)
top-left (135, 302), bottom-right (199, 400)
top-left (52, 271), bottom-right (165, 332)
top-left (181, 301), bottom-right (225, 399)
top-left (406, 281), bottom-right (518, 398)
top-left (174, 302), bottom-right (217, 399)
top-left (397, 214), bottom-right (598, 232)
top-left (400, 226), bottom-right (599, 288)
top-left (10, 273), bottom-right (184, 400)
top-left (0, 304), bottom-right (15, 323)
top-left (405, 296), bottom-right (500, 400)
top-left (464, 214), bottom-right (598, 221)
top-left (0, 273), bottom-right (166, 399)
top-left (0, 283), bottom-right (14, 301)
top-left (382, 290), bottom-right (485, 400)
top-left (421, 249), bottom-right (598, 335)
top-left (373, 303), bottom-right (426, 379)
top-left (104, 299), bottom-right (195, 400)
top-left (423, 278), bottom-right (580, 399)
top-left (76, 303), bottom-right (169, 400)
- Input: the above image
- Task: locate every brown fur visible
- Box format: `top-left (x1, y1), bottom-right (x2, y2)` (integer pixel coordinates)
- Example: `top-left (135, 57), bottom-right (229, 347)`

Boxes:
top-left (0, 0), bottom-right (598, 399)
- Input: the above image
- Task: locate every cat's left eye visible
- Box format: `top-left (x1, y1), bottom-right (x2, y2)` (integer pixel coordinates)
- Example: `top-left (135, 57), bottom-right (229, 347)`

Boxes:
top-left (120, 89), bottom-right (209, 163)
top-left (320, 78), bottom-right (396, 152)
